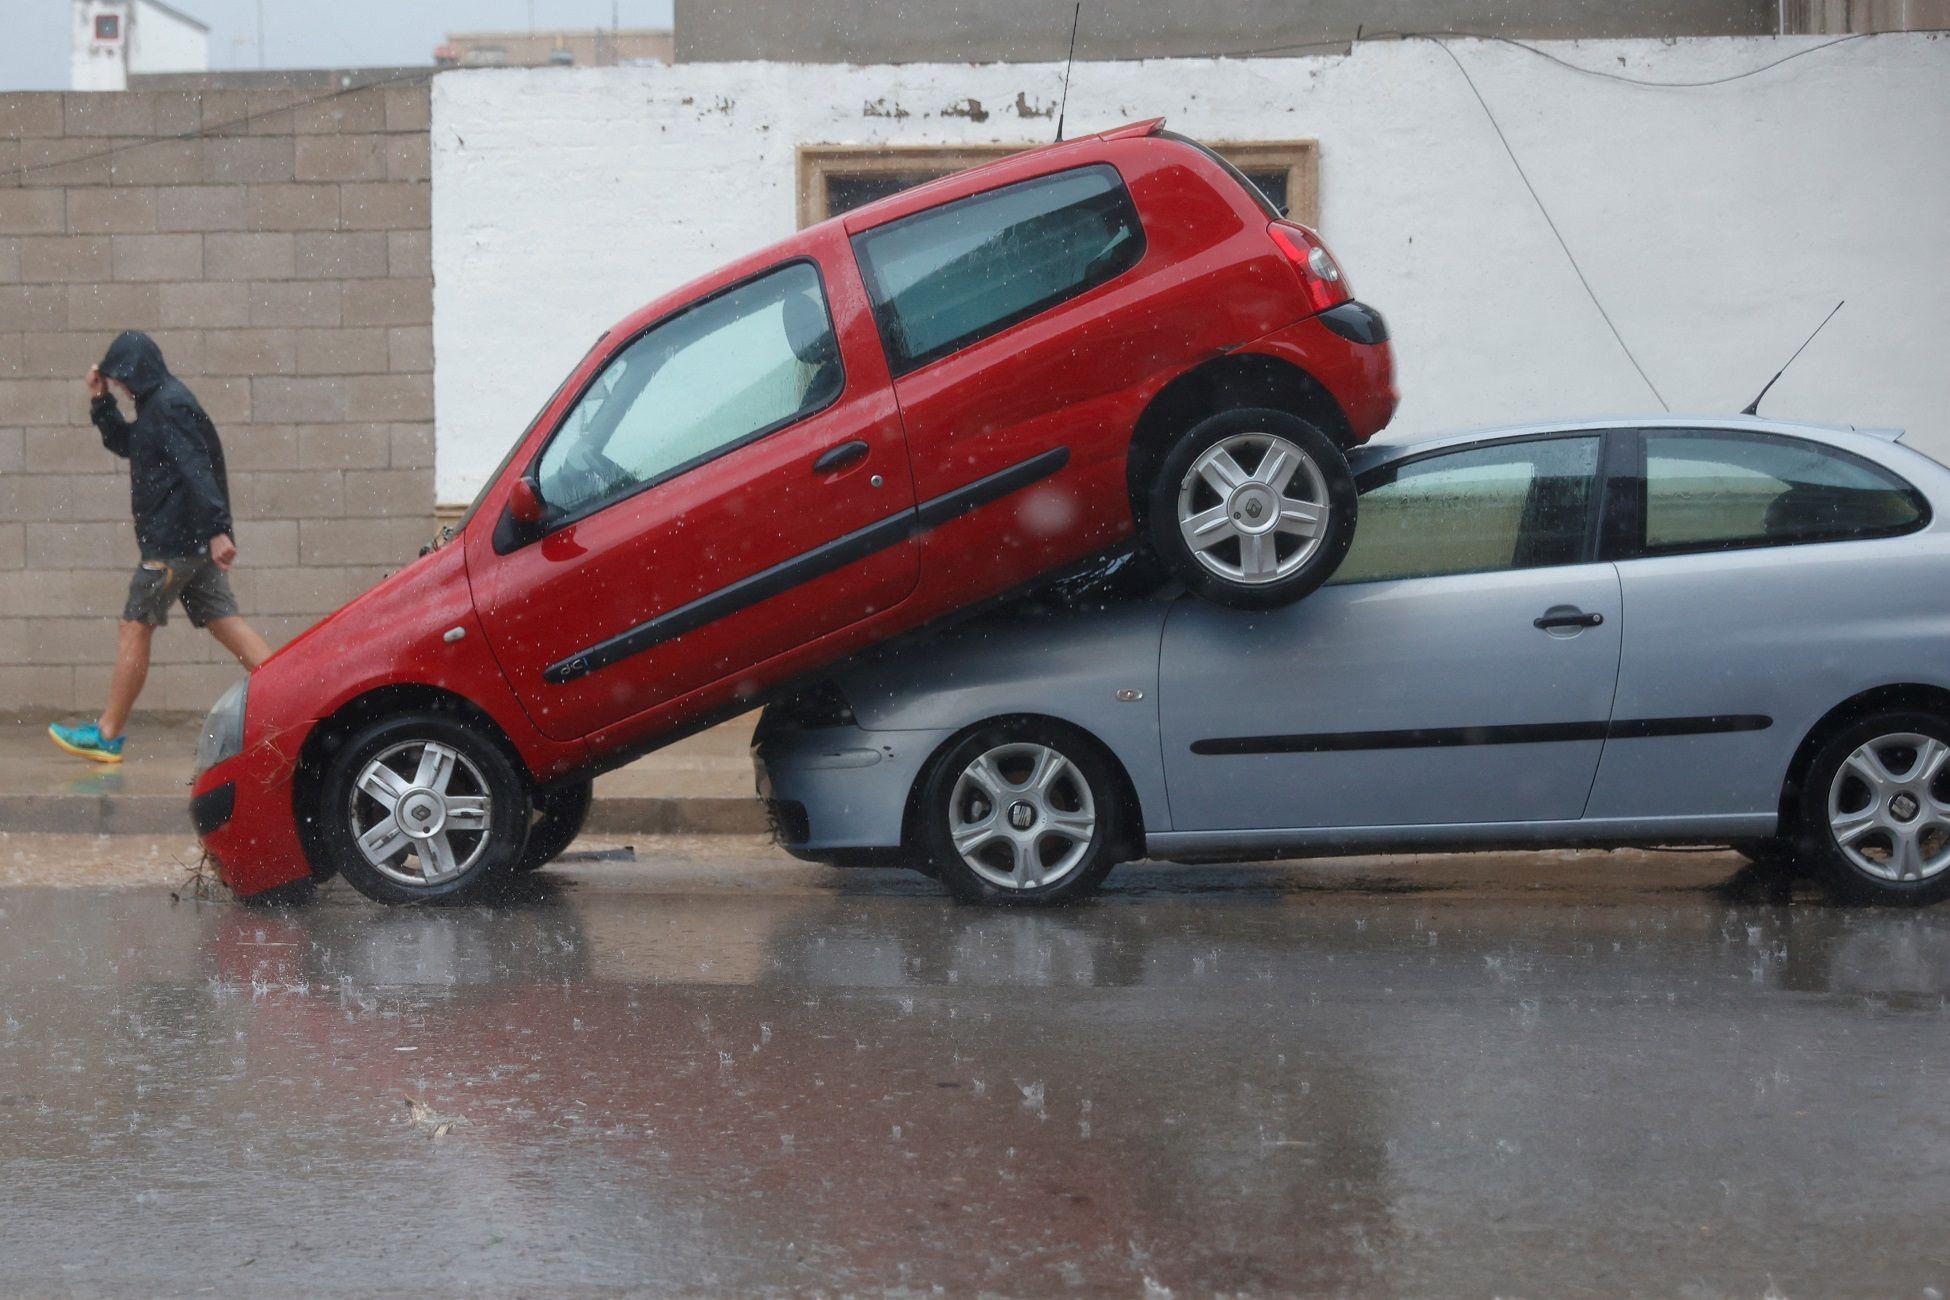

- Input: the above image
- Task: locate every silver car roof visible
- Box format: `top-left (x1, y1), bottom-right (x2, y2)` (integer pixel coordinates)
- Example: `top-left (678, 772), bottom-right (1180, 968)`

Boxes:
top-left (1348, 414), bottom-right (1907, 475)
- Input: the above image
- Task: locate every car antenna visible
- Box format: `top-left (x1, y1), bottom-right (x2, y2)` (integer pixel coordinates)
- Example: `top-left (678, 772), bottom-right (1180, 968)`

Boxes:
top-left (1742, 299), bottom-right (1844, 416)
top-left (1055, 3), bottom-right (1082, 142)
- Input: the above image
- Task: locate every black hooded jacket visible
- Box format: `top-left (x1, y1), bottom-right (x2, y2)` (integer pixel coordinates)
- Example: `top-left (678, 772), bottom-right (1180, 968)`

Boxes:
top-left (91, 330), bottom-right (234, 558)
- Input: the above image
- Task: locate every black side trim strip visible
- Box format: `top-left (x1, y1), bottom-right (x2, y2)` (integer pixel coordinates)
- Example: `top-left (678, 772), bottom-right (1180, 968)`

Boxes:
top-left (544, 446), bottom-right (1071, 685)
top-left (1192, 721), bottom-right (1607, 756)
top-left (915, 446), bottom-right (1070, 529)
top-left (1606, 714), bottom-right (1772, 740)
top-left (1191, 714), bottom-right (1772, 757)
top-left (544, 511), bottom-right (913, 684)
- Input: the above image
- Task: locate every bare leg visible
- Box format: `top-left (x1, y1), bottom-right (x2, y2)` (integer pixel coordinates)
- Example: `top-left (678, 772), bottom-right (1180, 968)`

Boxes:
top-left (206, 615), bottom-right (272, 672)
top-left (97, 620), bottom-right (155, 741)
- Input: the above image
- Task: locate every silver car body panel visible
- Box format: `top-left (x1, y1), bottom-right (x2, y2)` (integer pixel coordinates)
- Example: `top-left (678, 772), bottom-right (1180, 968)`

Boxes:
top-left (757, 416), bottom-right (1950, 862)
top-left (757, 598), bottom-right (1175, 849)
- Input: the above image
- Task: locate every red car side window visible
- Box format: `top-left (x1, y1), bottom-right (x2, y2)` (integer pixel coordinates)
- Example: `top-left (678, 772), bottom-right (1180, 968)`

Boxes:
top-left (531, 261), bottom-right (843, 526)
top-left (851, 164), bottom-right (1145, 376)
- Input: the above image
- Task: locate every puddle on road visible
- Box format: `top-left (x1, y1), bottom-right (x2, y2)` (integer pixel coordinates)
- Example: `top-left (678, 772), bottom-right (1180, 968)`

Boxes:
top-left (2, 842), bottom-right (1947, 1295)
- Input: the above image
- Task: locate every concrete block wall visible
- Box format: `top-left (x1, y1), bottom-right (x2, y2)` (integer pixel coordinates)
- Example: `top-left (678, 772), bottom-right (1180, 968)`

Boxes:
top-left (0, 81), bottom-right (434, 715)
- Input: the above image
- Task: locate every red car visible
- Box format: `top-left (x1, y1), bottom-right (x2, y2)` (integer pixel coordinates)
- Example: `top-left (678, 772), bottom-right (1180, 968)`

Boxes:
top-left (190, 118), bottom-right (1398, 903)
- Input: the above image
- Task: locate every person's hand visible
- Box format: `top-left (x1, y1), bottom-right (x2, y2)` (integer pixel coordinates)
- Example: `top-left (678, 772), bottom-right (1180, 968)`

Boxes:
top-left (209, 534), bottom-right (238, 572)
top-left (85, 365), bottom-right (107, 400)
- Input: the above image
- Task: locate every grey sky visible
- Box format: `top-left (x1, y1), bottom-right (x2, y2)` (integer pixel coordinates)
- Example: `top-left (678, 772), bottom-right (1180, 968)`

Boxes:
top-left (1, 0), bottom-right (676, 91)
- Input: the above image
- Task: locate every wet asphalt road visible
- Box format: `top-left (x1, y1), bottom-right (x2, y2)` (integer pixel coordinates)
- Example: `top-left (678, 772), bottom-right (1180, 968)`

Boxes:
top-left (2, 841), bottom-right (1948, 1298)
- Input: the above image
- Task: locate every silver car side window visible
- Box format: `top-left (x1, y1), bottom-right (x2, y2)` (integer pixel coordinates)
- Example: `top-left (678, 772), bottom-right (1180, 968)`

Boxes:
top-left (1331, 436), bottom-right (1601, 585)
top-left (1642, 431), bottom-right (1925, 555)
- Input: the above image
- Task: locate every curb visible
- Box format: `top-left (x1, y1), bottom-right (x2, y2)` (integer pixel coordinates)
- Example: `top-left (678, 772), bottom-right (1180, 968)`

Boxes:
top-left (0, 794), bottom-right (770, 837)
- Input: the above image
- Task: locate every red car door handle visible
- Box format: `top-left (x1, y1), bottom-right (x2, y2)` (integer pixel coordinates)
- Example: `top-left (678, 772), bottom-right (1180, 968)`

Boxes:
top-left (812, 440), bottom-right (869, 475)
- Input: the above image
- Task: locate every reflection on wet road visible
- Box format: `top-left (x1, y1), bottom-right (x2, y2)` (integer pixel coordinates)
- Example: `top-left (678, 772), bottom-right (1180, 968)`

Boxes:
top-left (2, 849), bottom-right (1947, 1296)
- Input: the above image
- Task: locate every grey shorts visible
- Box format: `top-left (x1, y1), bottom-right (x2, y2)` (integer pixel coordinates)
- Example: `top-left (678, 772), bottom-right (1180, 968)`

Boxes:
top-left (123, 556), bottom-right (239, 628)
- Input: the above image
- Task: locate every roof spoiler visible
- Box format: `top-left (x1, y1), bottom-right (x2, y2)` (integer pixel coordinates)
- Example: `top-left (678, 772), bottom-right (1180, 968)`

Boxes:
top-left (1097, 117), bottom-right (1166, 141)
top-left (1854, 426), bottom-right (1906, 442)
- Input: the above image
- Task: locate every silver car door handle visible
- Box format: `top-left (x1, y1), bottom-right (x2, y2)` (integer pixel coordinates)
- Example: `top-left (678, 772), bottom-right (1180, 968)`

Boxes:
top-left (1534, 610), bottom-right (1605, 631)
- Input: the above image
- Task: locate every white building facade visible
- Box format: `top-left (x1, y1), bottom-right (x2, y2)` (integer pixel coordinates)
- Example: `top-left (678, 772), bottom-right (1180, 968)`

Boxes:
top-left (72, 0), bottom-right (209, 92)
top-left (431, 36), bottom-right (1950, 504)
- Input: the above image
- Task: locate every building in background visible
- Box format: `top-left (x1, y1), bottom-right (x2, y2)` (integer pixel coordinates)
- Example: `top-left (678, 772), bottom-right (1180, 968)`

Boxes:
top-left (673, 0), bottom-right (1947, 61)
top-left (435, 28), bottom-right (673, 69)
top-left (71, 0), bottom-right (209, 91)
top-left (1780, 0), bottom-right (1950, 31)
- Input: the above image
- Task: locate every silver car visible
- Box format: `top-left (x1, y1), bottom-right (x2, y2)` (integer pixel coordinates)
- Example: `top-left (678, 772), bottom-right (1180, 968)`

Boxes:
top-left (753, 416), bottom-right (1950, 906)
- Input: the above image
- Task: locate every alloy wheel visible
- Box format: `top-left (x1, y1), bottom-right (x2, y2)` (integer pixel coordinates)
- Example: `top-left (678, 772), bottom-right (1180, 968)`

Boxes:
top-left (1827, 732), bottom-right (1950, 882)
top-left (1175, 431), bottom-right (1330, 585)
top-left (948, 743), bottom-right (1097, 891)
top-left (348, 740), bottom-right (494, 888)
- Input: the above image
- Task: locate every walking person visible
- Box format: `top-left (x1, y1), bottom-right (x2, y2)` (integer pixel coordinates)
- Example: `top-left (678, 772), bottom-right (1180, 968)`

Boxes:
top-left (47, 331), bottom-right (272, 764)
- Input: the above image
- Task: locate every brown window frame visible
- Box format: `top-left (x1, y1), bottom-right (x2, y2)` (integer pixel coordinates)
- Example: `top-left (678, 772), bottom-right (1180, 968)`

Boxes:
top-left (796, 139), bottom-right (1318, 229)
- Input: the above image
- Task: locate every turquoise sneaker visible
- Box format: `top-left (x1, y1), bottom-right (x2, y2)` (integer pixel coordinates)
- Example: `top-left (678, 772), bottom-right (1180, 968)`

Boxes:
top-left (48, 721), bottom-right (125, 765)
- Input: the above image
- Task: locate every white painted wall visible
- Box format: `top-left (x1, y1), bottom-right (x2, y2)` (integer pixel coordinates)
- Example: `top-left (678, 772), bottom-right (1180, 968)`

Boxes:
top-left (432, 36), bottom-right (1950, 504)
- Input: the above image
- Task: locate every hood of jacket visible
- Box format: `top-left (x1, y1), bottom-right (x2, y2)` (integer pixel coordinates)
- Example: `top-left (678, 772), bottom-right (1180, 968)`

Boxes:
top-left (98, 330), bottom-right (171, 401)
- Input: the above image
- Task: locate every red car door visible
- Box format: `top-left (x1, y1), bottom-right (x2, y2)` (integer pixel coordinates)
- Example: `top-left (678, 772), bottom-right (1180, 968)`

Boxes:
top-left (470, 236), bottom-right (917, 743)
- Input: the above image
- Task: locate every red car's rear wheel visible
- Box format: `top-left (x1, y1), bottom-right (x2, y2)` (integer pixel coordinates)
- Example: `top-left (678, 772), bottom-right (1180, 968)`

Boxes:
top-left (1145, 407), bottom-right (1357, 609)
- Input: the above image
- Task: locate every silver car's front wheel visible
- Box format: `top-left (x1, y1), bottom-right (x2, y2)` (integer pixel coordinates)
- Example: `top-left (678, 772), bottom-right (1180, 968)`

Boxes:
top-left (1826, 731), bottom-right (1950, 883)
top-left (1176, 431), bottom-right (1331, 585)
top-left (949, 742), bottom-right (1098, 892)
top-left (350, 740), bottom-right (494, 887)
top-left (920, 722), bottom-right (1124, 905)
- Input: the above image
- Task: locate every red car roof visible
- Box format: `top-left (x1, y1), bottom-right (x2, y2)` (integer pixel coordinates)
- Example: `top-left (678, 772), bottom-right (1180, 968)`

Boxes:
top-left (837, 117), bottom-right (1167, 235)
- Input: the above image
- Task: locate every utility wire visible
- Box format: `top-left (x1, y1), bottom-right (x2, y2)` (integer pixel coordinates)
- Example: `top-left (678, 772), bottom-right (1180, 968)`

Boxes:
top-left (1428, 39), bottom-right (1670, 410)
top-left (3, 66), bottom-right (437, 187)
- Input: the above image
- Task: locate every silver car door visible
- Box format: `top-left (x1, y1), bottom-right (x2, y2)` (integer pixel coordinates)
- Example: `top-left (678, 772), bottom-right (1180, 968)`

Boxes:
top-left (1160, 433), bottom-right (1621, 832)
top-left (1587, 426), bottom-right (1940, 821)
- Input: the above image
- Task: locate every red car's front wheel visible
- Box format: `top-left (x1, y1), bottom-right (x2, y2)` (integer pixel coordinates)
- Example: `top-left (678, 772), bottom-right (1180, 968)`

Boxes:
top-left (318, 712), bottom-right (531, 904)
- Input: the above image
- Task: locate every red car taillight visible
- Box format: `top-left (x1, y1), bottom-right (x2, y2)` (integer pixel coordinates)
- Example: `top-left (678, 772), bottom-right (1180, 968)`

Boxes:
top-left (1267, 220), bottom-right (1352, 315)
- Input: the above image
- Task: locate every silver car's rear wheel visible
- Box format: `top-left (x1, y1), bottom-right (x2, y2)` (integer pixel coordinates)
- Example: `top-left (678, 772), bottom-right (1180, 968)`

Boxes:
top-left (1826, 732), bottom-right (1950, 883)
top-left (350, 740), bottom-right (494, 888)
top-left (948, 742), bottom-right (1098, 892)
top-left (1175, 431), bottom-right (1331, 585)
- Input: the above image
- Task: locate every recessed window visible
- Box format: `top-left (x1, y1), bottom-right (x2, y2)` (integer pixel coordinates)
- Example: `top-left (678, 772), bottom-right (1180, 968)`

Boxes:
top-left (1333, 437), bottom-right (1602, 584)
top-left (535, 262), bottom-right (841, 521)
top-left (851, 164), bottom-right (1144, 375)
top-left (798, 139), bottom-right (1318, 227)
top-left (94, 13), bottom-right (120, 39)
top-left (1640, 430), bottom-right (1925, 555)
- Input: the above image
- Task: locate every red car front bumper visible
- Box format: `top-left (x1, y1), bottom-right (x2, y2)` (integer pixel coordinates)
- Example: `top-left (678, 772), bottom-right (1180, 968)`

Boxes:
top-left (191, 722), bottom-right (317, 898)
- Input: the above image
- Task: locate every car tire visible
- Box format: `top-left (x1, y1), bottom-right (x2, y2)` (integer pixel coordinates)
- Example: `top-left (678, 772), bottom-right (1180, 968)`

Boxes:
top-left (516, 777), bottom-right (594, 872)
top-left (317, 711), bottom-right (530, 905)
top-left (915, 718), bottom-right (1125, 905)
top-left (1794, 710), bottom-right (1950, 906)
top-left (1145, 407), bottom-right (1357, 610)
